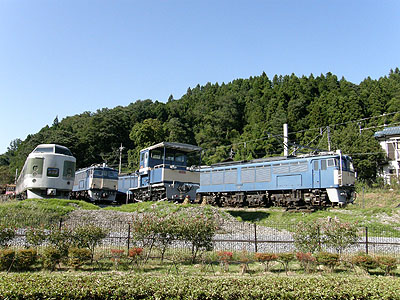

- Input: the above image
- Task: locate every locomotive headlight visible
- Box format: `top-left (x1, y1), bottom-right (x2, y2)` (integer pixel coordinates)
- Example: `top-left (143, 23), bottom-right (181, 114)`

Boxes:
top-left (32, 179), bottom-right (36, 183)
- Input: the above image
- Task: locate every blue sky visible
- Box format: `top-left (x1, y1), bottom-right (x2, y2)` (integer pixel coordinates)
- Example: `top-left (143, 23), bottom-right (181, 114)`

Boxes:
top-left (0, 0), bottom-right (399, 154)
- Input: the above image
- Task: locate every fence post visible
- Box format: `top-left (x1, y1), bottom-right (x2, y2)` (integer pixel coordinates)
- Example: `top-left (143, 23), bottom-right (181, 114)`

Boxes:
top-left (59, 218), bottom-right (63, 230)
top-left (365, 227), bottom-right (368, 255)
top-left (127, 223), bottom-right (131, 253)
top-left (254, 223), bottom-right (258, 252)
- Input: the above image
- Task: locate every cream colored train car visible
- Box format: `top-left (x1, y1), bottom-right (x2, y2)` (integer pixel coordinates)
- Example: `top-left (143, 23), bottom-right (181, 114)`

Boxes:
top-left (16, 144), bottom-right (76, 199)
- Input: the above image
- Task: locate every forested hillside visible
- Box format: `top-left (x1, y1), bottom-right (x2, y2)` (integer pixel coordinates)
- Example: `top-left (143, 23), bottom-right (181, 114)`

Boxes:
top-left (1, 69), bottom-right (400, 185)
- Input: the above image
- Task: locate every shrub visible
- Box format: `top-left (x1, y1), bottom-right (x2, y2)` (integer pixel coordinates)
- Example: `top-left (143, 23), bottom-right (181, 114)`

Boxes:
top-left (293, 221), bottom-right (321, 253)
top-left (322, 218), bottom-right (358, 254)
top-left (217, 251), bottom-right (233, 272)
top-left (293, 219), bottom-right (358, 255)
top-left (42, 246), bottom-right (62, 271)
top-left (72, 224), bottom-right (108, 263)
top-left (177, 215), bottom-right (218, 263)
top-left (68, 247), bottom-right (92, 270)
top-left (351, 253), bottom-right (379, 273)
top-left (14, 248), bottom-right (38, 271)
top-left (131, 211), bottom-right (218, 264)
top-left (110, 249), bottom-right (126, 269)
top-left (314, 252), bottom-right (339, 272)
top-left (128, 247), bottom-right (143, 260)
top-left (376, 255), bottom-right (398, 276)
top-left (296, 252), bottom-right (316, 273)
top-left (254, 253), bottom-right (277, 272)
top-left (47, 227), bottom-right (74, 260)
top-left (277, 253), bottom-right (295, 274)
top-left (25, 226), bottom-right (47, 247)
top-left (238, 250), bottom-right (251, 274)
top-left (0, 224), bottom-right (15, 247)
top-left (0, 248), bottom-right (15, 271)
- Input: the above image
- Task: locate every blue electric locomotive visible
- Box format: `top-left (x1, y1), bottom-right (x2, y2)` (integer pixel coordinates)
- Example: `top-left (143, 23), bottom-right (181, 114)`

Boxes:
top-left (120, 142), bottom-right (202, 203)
top-left (71, 164), bottom-right (119, 203)
top-left (196, 151), bottom-right (355, 209)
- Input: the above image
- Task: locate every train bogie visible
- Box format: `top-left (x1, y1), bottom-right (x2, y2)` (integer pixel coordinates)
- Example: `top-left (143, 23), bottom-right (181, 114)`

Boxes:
top-left (16, 144), bottom-right (76, 199)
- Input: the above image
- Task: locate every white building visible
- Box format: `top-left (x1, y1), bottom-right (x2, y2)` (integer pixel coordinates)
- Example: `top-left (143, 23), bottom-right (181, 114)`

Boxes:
top-left (374, 126), bottom-right (400, 184)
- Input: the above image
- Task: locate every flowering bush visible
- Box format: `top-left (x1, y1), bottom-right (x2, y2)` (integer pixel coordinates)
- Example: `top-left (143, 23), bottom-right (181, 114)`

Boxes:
top-left (131, 211), bottom-right (218, 263)
top-left (294, 218), bottom-right (358, 254)
top-left (322, 219), bottom-right (358, 254)
top-left (255, 253), bottom-right (277, 272)
top-left (351, 253), bottom-right (379, 273)
top-left (217, 251), bottom-right (233, 272)
top-left (128, 247), bottom-right (143, 259)
top-left (110, 249), bottom-right (125, 268)
top-left (296, 252), bottom-right (316, 273)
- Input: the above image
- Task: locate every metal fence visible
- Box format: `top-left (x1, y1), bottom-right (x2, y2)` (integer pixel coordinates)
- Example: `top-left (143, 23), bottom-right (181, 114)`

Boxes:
top-left (3, 216), bottom-right (400, 256)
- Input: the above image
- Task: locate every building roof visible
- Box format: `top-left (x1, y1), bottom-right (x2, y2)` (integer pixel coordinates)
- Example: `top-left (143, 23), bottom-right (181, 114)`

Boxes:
top-left (141, 142), bottom-right (202, 153)
top-left (374, 126), bottom-right (400, 138)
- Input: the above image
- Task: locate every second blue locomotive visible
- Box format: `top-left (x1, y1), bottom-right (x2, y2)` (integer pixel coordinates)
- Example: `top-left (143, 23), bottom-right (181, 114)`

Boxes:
top-left (197, 151), bottom-right (355, 209)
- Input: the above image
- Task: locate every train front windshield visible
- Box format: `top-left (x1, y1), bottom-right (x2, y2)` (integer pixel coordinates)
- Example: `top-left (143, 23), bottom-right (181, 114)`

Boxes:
top-left (93, 169), bottom-right (118, 179)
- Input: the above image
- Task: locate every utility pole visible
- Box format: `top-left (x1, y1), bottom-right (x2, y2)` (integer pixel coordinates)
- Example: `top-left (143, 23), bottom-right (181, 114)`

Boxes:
top-left (283, 123), bottom-right (289, 157)
top-left (118, 143), bottom-right (125, 174)
top-left (327, 126), bottom-right (331, 152)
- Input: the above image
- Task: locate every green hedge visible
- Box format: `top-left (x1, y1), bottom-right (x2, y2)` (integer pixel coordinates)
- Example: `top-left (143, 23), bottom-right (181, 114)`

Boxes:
top-left (0, 274), bottom-right (399, 300)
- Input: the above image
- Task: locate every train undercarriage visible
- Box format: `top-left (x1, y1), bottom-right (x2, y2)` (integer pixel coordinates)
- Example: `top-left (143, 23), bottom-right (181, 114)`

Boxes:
top-left (195, 189), bottom-right (332, 211)
top-left (127, 186), bottom-right (339, 211)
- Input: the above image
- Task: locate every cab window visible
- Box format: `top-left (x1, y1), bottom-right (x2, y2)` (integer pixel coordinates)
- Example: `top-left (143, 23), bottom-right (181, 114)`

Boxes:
top-left (175, 153), bottom-right (185, 163)
top-left (151, 150), bottom-right (162, 160)
top-left (165, 152), bottom-right (174, 161)
top-left (327, 159), bottom-right (335, 167)
top-left (94, 170), bottom-right (103, 177)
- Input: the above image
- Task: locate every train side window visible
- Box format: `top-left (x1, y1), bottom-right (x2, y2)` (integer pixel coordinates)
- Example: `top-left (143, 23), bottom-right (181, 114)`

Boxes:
top-left (165, 152), bottom-right (174, 161)
top-left (327, 159), bottom-right (334, 167)
top-left (175, 153), bottom-right (185, 163)
top-left (313, 161), bottom-right (319, 171)
top-left (151, 150), bottom-right (162, 160)
top-left (47, 168), bottom-right (59, 177)
top-left (321, 160), bottom-right (327, 170)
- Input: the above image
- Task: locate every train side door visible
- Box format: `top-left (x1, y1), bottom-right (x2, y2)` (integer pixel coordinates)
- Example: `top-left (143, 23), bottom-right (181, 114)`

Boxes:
top-left (320, 159), bottom-right (331, 187)
top-left (312, 160), bottom-right (321, 188)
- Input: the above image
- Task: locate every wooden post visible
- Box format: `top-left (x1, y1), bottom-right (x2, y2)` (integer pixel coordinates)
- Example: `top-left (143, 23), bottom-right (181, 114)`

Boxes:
top-left (365, 227), bottom-right (369, 255)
